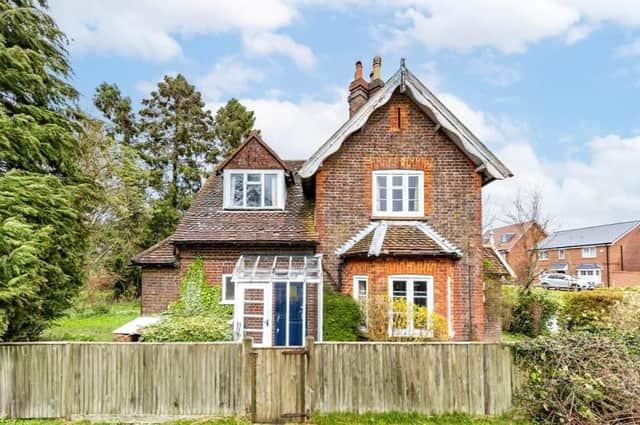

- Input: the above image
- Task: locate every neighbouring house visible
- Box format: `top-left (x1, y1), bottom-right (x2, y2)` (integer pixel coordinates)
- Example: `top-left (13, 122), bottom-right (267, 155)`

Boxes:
top-left (129, 57), bottom-right (512, 345)
top-left (483, 221), bottom-right (547, 283)
top-left (536, 220), bottom-right (640, 287)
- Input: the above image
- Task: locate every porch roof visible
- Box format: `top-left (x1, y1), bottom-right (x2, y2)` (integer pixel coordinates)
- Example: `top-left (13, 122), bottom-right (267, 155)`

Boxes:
top-left (232, 254), bottom-right (322, 282)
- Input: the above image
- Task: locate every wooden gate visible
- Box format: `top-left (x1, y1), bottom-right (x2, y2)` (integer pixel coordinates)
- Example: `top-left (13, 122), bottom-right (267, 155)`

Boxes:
top-left (244, 337), bottom-right (314, 423)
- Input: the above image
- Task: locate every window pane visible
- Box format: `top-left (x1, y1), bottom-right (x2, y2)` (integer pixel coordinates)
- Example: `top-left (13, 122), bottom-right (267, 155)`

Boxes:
top-left (413, 280), bottom-right (427, 297)
top-left (264, 174), bottom-right (276, 207)
top-left (407, 175), bottom-right (418, 212)
top-left (392, 175), bottom-right (403, 186)
top-left (408, 175), bottom-right (419, 189)
top-left (247, 173), bottom-right (261, 182)
top-left (246, 183), bottom-right (261, 207)
top-left (392, 188), bottom-right (403, 212)
top-left (224, 276), bottom-right (235, 301)
top-left (358, 279), bottom-right (367, 298)
top-left (376, 175), bottom-right (387, 212)
top-left (392, 280), bottom-right (407, 297)
top-left (231, 174), bottom-right (244, 206)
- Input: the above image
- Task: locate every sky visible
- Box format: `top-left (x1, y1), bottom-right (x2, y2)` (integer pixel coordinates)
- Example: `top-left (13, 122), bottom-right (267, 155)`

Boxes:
top-left (48, 0), bottom-right (640, 231)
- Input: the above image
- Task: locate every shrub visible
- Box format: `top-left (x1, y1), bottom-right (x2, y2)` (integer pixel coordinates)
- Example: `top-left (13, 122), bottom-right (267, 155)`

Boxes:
top-left (142, 258), bottom-right (232, 341)
top-left (515, 331), bottom-right (640, 424)
top-left (561, 289), bottom-right (624, 330)
top-left (323, 290), bottom-right (361, 341)
top-left (604, 290), bottom-right (640, 334)
top-left (142, 315), bottom-right (233, 342)
top-left (366, 295), bottom-right (448, 341)
top-left (500, 286), bottom-right (518, 331)
top-left (508, 289), bottom-right (559, 337)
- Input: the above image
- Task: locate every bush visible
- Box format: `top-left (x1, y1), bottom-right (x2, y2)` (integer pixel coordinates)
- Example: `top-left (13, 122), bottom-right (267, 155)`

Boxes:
top-left (515, 331), bottom-right (640, 424)
top-left (142, 258), bottom-right (232, 341)
top-left (366, 295), bottom-right (448, 341)
top-left (561, 289), bottom-right (624, 330)
top-left (500, 286), bottom-right (518, 331)
top-left (323, 290), bottom-right (361, 341)
top-left (142, 315), bottom-right (233, 342)
top-left (507, 289), bottom-right (559, 337)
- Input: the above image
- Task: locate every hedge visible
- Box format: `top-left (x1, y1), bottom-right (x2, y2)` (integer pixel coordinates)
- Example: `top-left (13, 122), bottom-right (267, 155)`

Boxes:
top-left (322, 290), bottom-right (361, 341)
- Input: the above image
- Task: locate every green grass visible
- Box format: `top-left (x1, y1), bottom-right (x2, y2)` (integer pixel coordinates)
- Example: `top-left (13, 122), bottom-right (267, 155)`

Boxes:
top-left (313, 412), bottom-right (532, 424)
top-left (40, 300), bottom-right (140, 342)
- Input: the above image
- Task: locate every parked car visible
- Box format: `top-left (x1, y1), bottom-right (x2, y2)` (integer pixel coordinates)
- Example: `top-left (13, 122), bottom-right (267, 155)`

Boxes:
top-left (539, 273), bottom-right (593, 291)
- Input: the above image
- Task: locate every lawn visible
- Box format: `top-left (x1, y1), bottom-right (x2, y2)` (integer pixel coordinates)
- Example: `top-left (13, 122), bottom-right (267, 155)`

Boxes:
top-left (40, 297), bottom-right (139, 342)
top-left (313, 412), bottom-right (532, 424)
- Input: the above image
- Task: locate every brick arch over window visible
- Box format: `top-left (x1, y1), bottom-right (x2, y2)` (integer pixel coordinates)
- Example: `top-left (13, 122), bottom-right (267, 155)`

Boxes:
top-left (363, 156), bottom-right (433, 216)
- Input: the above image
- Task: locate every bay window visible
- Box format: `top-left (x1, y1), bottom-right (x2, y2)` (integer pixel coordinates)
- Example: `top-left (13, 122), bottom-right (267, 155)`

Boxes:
top-left (388, 275), bottom-right (434, 337)
top-left (224, 169), bottom-right (285, 209)
top-left (373, 170), bottom-right (424, 217)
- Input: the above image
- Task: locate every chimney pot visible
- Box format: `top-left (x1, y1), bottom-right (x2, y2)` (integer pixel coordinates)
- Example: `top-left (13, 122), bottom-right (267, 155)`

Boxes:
top-left (348, 60), bottom-right (369, 117)
top-left (368, 55), bottom-right (384, 97)
top-left (355, 61), bottom-right (363, 80)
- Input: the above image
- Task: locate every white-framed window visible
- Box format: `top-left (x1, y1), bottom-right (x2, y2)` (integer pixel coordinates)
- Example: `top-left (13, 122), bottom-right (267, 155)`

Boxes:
top-left (500, 233), bottom-right (514, 243)
top-left (558, 249), bottom-right (565, 260)
top-left (221, 274), bottom-right (235, 304)
top-left (582, 246), bottom-right (597, 258)
top-left (353, 275), bottom-right (368, 331)
top-left (538, 250), bottom-right (548, 260)
top-left (372, 170), bottom-right (424, 217)
top-left (223, 169), bottom-right (285, 209)
top-left (388, 275), bottom-right (434, 337)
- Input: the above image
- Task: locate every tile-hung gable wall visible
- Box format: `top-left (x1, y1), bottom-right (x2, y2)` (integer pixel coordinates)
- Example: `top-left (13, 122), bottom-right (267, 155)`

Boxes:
top-left (315, 92), bottom-right (484, 340)
top-left (223, 138), bottom-right (284, 169)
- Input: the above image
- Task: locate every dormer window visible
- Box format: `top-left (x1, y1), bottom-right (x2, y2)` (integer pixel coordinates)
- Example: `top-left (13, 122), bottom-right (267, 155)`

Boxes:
top-left (223, 169), bottom-right (285, 209)
top-left (372, 170), bottom-right (424, 217)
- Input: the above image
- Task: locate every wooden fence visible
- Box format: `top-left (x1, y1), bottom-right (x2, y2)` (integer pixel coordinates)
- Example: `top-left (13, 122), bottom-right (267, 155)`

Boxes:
top-left (0, 340), bottom-right (521, 423)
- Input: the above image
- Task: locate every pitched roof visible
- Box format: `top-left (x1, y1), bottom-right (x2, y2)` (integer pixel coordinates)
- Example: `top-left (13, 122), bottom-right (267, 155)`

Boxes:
top-left (171, 160), bottom-right (317, 244)
top-left (336, 221), bottom-right (462, 258)
top-left (131, 237), bottom-right (176, 265)
top-left (537, 220), bottom-right (640, 249)
top-left (216, 132), bottom-right (291, 173)
top-left (298, 60), bottom-right (512, 185)
top-left (482, 245), bottom-right (515, 278)
top-left (483, 221), bottom-right (536, 252)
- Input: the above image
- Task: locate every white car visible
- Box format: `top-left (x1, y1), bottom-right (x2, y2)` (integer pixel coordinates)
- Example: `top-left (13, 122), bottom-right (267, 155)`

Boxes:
top-left (539, 273), bottom-right (592, 291)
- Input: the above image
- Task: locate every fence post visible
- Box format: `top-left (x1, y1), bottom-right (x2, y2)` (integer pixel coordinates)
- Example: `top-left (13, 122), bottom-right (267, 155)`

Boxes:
top-left (241, 337), bottom-right (256, 422)
top-left (304, 336), bottom-right (315, 419)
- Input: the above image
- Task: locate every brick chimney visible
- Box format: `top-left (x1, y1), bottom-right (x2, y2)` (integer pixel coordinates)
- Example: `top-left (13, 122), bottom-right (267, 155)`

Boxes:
top-left (348, 61), bottom-right (368, 117)
top-left (368, 56), bottom-right (384, 96)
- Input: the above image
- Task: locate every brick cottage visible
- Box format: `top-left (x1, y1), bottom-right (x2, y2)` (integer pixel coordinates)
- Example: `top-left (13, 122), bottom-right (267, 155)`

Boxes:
top-left (129, 58), bottom-right (512, 345)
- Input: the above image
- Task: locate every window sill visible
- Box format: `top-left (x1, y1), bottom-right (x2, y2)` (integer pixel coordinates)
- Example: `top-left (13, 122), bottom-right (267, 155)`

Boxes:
top-left (219, 301), bottom-right (235, 305)
top-left (371, 214), bottom-right (425, 220)
top-left (389, 329), bottom-right (434, 338)
top-left (222, 207), bottom-right (285, 212)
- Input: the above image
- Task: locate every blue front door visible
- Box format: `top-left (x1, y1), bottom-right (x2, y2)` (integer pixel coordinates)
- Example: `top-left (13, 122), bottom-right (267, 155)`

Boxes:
top-left (274, 281), bottom-right (304, 346)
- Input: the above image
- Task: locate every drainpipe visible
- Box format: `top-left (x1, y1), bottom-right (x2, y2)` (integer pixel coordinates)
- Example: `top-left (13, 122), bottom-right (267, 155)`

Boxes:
top-left (606, 245), bottom-right (611, 287)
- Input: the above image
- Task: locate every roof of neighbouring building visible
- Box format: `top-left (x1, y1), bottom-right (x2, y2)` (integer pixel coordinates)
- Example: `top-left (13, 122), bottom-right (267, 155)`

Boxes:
top-left (482, 245), bottom-right (516, 278)
top-left (131, 237), bottom-right (176, 265)
top-left (483, 221), bottom-right (538, 252)
top-left (336, 221), bottom-right (462, 258)
top-left (171, 160), bottom-right (317, 245)
top-left (537, 220), bottom-right (640, 249)
top-left (298, 60), bottom-right (513, 185)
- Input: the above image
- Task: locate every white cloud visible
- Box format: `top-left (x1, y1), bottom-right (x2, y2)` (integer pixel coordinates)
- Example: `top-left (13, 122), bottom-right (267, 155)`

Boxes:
top-left (485, 134), bottom-right (640, 230)
top-left (468, 54), bottom-right (522, 86)
top-left (242, 32), bottom-right (317, 71)
top-left (381, 0), bottom-right (640, 54)
top-left (207, 92), bottom-right (347, 159)
top-left (616, 39), bottom-right (640, 57)
top-left (49, 0), bottom-right (302, 62)
top-left (198, 57), bottom-right (266, 101)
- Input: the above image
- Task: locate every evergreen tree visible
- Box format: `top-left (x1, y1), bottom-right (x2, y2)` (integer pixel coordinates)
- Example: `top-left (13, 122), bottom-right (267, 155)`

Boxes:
top-left (0, 0), bottom-right (91, 339)
top-left (214, 98), bottom-right (256, 159)
top-left (93, 82), bottom-right (137, 145)
top-left (139, 74), bottom-right (215, 243)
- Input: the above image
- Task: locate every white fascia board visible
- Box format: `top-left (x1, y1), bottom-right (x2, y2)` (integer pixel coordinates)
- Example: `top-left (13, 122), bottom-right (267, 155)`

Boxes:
top-left (368, 221), bottom-right (388, 256)
top-left (335, 222), bottom-right (379, 255)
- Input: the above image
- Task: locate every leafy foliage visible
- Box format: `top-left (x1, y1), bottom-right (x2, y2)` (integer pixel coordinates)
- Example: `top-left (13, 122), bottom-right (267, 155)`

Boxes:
top-left (322, 290), bottom-right (361, 341)
top-left (143, 259), bottom-right (232, 342)
top-left (214, 98), bottom-right (257, 159)
top-left (93, 82), bottom-right (137, 145)
top-left (560, 289), bottom-right (624, 330)
top-left (0, 1), bottom-right (91, 340)
top-left (505, 287), bottom-right (559, 337)
top-left (515, 331), bottom-right (640, 424)
top-left (314, 412), bottom-right (532, 425)
top-left (367, 295), bottom-right (448, 341)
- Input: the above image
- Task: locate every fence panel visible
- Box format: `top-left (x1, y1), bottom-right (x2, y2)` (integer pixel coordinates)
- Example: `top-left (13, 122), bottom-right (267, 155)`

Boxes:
top-left (313, 342), bottom-right (518, 416)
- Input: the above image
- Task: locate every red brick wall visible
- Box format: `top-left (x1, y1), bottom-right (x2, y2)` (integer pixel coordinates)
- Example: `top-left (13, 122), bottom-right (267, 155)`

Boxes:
top-left (141, 267), bottom-right (179, 315)
top-left (612, 226), bottom-right (640, 272)
top-left (504, 225), bottom-right (547, 282)
top-left (342, 257), bottom-right (466, 339)
top-left (224, 138), bottom-right (283, 169)
top-left (315, 92), bottom-right (484, 340)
